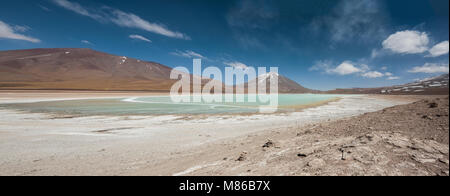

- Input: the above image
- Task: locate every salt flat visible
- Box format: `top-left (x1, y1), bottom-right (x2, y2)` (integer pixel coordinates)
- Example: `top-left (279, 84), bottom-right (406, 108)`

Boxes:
top-left (0, 92), bottom-right (413, 175)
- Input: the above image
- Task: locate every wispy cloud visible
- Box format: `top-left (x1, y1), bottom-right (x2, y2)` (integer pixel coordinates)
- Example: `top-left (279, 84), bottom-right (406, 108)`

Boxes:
top-left (110, 9), bottom-right (190, 40)
top-left (309, 0), bottom-right (387, 43)
top-left (226, 0), bottom-right (278, 30)
top-left (226, 0), bottom-right (278, 49)
top-left (53, 0), bottom-right (103, 21)
top-left (13, 25), bottom-right (31, 32)
top-left (408, 63), bottom-right (449, 74)
top-left (224, 61), bottom-right (249, 69)
top-left (38, 4), bottom-right (51, 12)
top-left (0, 20), bottom-right (41, 43)
top-left (129, 34), bottom-right (151, 43)
top-left (384, 72), bottom-right (401, 80)
top-left (387, 76), bottom-right (400, 80)
top-left (171, 50), bottom-right (206, 59)
top-left (81, 40), bottom-right (93, 45)
top-left (52, 0), bottom-right (189, 40)
top-left (370, 48), bottom-right (390, 59)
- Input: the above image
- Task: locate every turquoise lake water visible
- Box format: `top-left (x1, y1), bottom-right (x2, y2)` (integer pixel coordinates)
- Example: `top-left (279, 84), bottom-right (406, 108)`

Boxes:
top-left (1, 94), bottom-right (347, 115)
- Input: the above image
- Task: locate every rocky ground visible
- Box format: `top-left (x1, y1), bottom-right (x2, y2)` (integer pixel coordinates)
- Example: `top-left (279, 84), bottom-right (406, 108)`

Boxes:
top-left (189, 96), bottom-right (449, 176)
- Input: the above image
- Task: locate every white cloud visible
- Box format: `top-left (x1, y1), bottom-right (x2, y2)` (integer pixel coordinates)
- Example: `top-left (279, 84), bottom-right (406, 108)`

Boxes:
top-left (171, 50), bottom-right (205, 59)
top-left (81, 40), bottom-right (92, 44)
top-left (381, 66), bottom-right (388, 70)
top-left (310, 60), bottom-right (370, 76)
top-left (224, 61), bottom-right (249, 69)
top-left (0, 20), bottom-right (40, 43)
top-left (129, 34), bottom-right (151, 43)
top-left (331, 62), bottom-right (364, 75)
top-left (382, 30), bottom-right (429, 54)
top-left (427, 41), bottom-right (449, 57)
top-left (408, 63), bottom-right (449, 74)
top-left (53, 0), bottom-right (189, 40)
top-left (387, 76), bottom-right (400, 80)
top-left (310, 60), bottom-right (399, 80)
top-left (362, 71), bottom-right (384, 78)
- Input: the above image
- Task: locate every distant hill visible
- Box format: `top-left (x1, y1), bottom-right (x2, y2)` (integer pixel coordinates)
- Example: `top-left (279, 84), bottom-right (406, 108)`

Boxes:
top-left (1, 48), bottom-right (447, 95)
top-left (0, 48), bottom-right (178, 91)
top-left (240, 72), bottom-right (317, 94)
top-left (326, 74), bottom-right (449, 95)
top-left (0, 48), bottom-right (318, 93)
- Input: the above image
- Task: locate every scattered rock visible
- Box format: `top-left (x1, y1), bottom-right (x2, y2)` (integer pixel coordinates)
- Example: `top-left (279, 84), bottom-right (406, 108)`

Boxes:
top-left (422, 115), bottom-right (433, 120)
top-left (236, 152), bottom-right (248, 161)
top-left (92, 127), bottom-right (137, 134)
top-left (340, 151), bottom-right (346, 160)
top-left (297, 148), bottom-right (315, 157)
top-left (262, 140), bottom-right (275, 148)
top-left (297, 153), bottom-right (307, 157)
top-left (366, 134), bottom-right (375, 141)
top-left (181, 96), bottom-right (449, 176)
top-left (338, 144), bottom-right (357, 161)
top-left (428, 102), bottom-right (438, 108)
top-left (438, 158), bottom-right (449, 165)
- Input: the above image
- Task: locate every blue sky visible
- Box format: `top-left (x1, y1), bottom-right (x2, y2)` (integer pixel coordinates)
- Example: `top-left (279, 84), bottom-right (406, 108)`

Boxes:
top-left (0, 0), bottom-right (449, 90)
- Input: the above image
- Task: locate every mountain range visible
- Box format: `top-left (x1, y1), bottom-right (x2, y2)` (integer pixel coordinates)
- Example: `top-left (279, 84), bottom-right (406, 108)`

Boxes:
top-left (326, 74), bottom-right (449, 95)
top-left (1, 48), bottom-right (447, 95)
top-left (0, 48), bottom-right (313, 93)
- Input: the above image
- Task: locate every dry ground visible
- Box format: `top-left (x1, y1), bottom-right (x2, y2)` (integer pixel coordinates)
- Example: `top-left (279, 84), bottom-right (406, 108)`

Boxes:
top-left (184, 96), bottom-right (449, 176)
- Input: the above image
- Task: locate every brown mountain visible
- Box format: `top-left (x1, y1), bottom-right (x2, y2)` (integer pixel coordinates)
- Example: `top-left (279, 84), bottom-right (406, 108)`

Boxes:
top-left (239, 72), bottom-right (317, 94)
top-left (0, 48), bottom-right (184, 91)
top-left (0, 48), bottom-right (317, 93)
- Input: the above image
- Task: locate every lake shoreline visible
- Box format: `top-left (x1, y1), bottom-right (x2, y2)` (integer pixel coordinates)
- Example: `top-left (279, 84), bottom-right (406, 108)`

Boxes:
top-left (0, 91), bottom-right (346, 117)
top-left (0, 92), bottom-right (431, 176)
